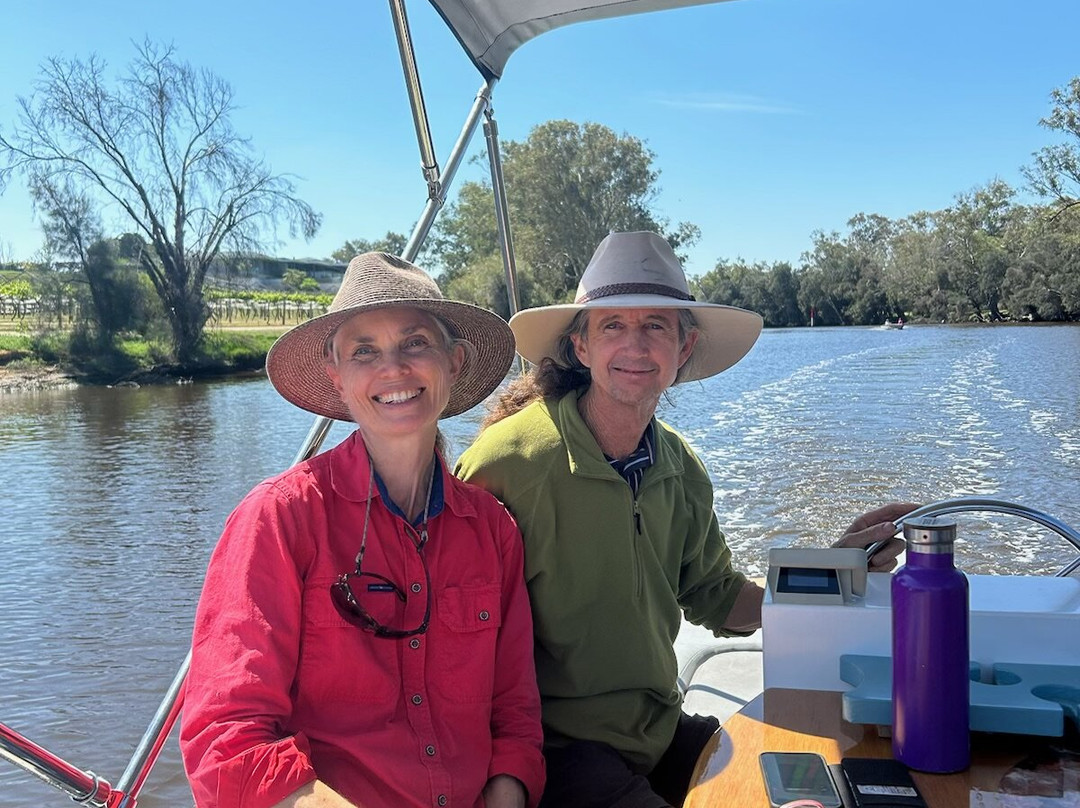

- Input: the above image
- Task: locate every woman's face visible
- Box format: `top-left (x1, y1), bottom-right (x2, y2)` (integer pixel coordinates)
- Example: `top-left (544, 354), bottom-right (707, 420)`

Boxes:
top-left (325, 307), bottom-right (463, 440)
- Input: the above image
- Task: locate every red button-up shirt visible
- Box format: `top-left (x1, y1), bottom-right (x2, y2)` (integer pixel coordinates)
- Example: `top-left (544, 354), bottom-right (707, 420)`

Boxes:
top-left (181, 431), bottom-right (544, 808)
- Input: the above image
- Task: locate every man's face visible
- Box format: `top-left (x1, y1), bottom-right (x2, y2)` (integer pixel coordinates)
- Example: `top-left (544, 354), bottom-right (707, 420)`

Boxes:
top-left (570, 308), bottom-right (697, 411)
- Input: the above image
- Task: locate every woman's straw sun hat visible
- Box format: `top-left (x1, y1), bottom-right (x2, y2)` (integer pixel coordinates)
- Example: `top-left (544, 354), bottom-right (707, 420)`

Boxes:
top-left (266, 252), bottom-right (515, 420)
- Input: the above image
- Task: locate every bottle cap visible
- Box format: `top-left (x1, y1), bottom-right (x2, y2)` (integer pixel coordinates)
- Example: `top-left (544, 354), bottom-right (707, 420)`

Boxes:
top-left (903, 515), bottom-right (957, 553)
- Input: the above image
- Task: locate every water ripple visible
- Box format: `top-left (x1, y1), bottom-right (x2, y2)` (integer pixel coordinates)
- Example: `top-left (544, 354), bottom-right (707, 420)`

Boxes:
top-left (2, 325), bottom-right (1079, 805)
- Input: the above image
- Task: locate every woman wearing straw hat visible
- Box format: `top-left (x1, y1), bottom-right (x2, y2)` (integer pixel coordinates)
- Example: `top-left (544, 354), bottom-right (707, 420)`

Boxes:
top-left (181, 253), bottom-right (544, 808)
top-left (456, 232), bottom-right (913, 808)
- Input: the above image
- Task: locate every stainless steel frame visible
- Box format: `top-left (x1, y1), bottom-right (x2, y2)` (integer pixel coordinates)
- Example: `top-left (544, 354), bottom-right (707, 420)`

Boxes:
top-left (893, 498), bottom-right (1080, 577)
top-left (483, 105), bottom-right (526, 372)
top-left (0, 723), bottom-right (114, 807)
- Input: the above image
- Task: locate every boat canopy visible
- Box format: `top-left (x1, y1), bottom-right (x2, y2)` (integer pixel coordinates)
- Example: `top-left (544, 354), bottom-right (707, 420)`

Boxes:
top-left (428, 0), bottom-right (739, 79)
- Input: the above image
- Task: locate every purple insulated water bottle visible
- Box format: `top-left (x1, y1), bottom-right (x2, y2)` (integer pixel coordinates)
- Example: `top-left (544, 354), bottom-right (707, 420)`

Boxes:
top-left (891, 515), bottom-right (970, 772)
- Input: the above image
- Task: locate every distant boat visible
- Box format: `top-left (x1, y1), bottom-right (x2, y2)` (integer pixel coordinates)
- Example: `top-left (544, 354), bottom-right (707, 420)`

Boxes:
top-left (882, 319), bottom-right (905, 330)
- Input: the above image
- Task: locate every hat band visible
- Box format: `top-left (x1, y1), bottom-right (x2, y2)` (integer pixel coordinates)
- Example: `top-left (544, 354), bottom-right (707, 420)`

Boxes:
top-left (576, 282), bottom-right (695, 304)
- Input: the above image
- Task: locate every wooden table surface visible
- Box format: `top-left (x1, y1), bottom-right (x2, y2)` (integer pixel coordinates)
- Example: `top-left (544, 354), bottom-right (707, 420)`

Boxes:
top-left (684, 688), bottom-right (1079, 807)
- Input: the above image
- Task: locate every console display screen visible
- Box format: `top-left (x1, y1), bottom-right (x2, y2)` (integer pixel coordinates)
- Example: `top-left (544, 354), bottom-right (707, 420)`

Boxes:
top-left (776, 566), bottom-right (841, 595)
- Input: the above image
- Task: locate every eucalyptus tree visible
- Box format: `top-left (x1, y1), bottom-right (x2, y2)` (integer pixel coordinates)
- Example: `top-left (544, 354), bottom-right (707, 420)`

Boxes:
top-left (1001, 206), bottom-right (1080, 320)
top-left (430, 181), bottom-right (501, 284)
top-left (887, 212), bottom-right (948, 321)
top-left (695, 258), bottom-right (803, 327)
top-left (935, 180), bottom-right (1018, 321)
top-left (695, 259), bottom-right (746, 309)
top-left (430, 120), bottom-right (698, 311)
top-left (0, 40), bottom-right (320, 363)
top-left (330, 232), bottom-right (408, 263)
top-left (844, 213), bottom-right (894, 322)
top-left (797, 232), bottom-right (846, 326)
top-left (764, 262), bottom-right (805, 327)
top-left (1024, 76), bottom-right (1080, 217)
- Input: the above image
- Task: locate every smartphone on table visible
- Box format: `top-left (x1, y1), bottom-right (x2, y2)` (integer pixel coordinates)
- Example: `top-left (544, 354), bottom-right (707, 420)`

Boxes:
top-left (759, 751), bottom-right (843, 808)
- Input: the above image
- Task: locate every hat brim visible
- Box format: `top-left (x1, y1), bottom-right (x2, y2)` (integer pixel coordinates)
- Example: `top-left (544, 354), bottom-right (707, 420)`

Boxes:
top-left (266, 299), bottom-right (516, 420)
top-left (509, 295), bottom-right (763, 382)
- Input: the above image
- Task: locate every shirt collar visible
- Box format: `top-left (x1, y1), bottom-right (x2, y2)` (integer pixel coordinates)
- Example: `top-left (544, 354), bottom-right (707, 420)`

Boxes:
top-left (372, 459), bottom-right (445, 525)
top-left (556, 389), bottom-right (657, 479)
top-left (606, 421), bottom-right (656, 474)
top-left (326, 432), bottom-right (466, 520)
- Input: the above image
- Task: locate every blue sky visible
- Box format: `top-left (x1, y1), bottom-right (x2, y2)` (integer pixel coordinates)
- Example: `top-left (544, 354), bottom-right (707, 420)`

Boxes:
top-left (2, 0), bottom-right (1078, 278)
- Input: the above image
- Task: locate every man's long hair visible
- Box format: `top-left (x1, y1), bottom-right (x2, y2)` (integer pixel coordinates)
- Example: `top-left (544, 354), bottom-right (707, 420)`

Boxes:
top-left (481, 312), bottom-right (592, 428)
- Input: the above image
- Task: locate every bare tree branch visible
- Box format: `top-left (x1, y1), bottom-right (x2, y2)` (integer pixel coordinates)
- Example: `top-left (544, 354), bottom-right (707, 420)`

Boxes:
top-left (0, 40), bottom-right (321, 362)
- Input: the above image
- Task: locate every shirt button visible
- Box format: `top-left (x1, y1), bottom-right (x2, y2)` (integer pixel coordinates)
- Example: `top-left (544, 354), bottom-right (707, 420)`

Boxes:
top-left (479, 610), bottom-right (490, 621)
top-left (425, 745), bottom-right (436, 757)
top-left (409, 638), bottom-right (421, 649)
top-left (437, 796), bottom-right (447, 806)
top-left (412, 694), bottom-right (422, 705)
top-left (411, 582), bottom-right (423, 593)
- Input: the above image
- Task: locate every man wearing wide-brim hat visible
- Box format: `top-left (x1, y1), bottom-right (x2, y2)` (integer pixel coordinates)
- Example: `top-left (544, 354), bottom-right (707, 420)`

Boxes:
top-left (456, 231), bottom-right (913, 808)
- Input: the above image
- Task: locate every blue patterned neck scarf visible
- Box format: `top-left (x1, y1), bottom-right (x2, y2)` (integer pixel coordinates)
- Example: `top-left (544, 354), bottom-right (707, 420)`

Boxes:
top-left (605, 421), bottom-right (655, 496)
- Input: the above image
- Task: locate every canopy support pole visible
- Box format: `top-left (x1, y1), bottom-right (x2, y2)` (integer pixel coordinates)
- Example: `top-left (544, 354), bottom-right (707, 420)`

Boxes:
top-left (111, 653), bottom-right (190, 807)
top-left (401, 80), bottom-right (496, 264)
top-left (388, 0), bottom-right (441, 198)
top-left (482, 106), bottom-right (527, 373)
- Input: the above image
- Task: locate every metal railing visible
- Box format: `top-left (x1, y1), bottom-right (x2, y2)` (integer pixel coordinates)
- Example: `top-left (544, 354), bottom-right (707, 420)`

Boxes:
top-left (893, 498), bottom-right (1080, 577)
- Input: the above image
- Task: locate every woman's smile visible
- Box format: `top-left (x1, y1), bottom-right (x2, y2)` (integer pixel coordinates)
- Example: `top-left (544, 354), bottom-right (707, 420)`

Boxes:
top-left (373, 388), bottom-right (424, 405)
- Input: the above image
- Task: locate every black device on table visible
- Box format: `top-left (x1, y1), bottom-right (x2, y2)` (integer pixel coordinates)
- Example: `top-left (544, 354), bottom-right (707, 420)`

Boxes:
top-left (839, 758), bottom-right (928, 808)
top-left (759, 751), bottom-right (843, 808)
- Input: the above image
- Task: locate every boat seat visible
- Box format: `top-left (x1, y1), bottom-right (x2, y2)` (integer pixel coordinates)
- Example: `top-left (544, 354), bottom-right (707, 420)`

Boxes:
top-left (675, 622), bottom-right (763, 725)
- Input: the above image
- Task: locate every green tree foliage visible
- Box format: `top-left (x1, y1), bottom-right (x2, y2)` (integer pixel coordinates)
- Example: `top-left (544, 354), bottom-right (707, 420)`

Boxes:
top-left (116, 232), bottom-right (147, 260)
top-left (31, 177), bottom-right (150, 341)
top-left (432, 182), bottom-right (501, 283)
top-left (694, 259), bottom-right (805, 327)
top-left (799, 230), bottom-right (867, 326)
top-left (430, 120), bottom-right (698, 313)
top-left (934, 180), bottom-right (1019, 321)
top-left (281, 267), bottom-right (321, 293)
top-left (330, 232), bottom-right (408, 263)
top-left (886, 212), bottom-right (946, 321)
top-left (695, 183), bottom-right (1080, 326)
top-left (0, 40), bottom-right (320, 363)
top-left (83, 240), bottom-right (158, 339)
top-left (0, 277), bottom-right (33, 300)
top-left (1024, 77), bottom-right (1080, 217)
top-left (1001, 208), bottom-right (1080, 320)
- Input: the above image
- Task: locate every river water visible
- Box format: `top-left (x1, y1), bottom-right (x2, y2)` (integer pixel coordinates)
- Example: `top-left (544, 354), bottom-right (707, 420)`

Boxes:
top-left (2, 324), bottom-right (1079, 806)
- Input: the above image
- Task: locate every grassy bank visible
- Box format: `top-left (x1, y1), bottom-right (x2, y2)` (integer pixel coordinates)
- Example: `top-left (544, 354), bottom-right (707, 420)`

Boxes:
top-left (0, 327), bottom-right (288, 385)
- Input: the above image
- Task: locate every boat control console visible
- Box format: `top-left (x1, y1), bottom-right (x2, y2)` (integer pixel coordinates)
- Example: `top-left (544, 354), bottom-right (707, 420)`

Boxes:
top-left (763, 551), bottom-right (1080, 736)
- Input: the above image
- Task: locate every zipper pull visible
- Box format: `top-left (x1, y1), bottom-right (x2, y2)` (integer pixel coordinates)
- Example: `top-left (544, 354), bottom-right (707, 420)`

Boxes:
top-left (634, 500), bottom-right (642, 534)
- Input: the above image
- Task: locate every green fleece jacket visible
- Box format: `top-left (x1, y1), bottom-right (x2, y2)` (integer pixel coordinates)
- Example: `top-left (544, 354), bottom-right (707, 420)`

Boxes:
top-left (455, 390), bottom-right (747, 772)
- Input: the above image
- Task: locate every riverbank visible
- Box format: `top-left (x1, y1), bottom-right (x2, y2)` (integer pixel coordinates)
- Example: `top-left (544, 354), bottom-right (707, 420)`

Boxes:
top-left (0, 327), bottom-right (282, 392)
top-left (0, 362), bottom-right (80, 393)
top-left (0, 361), bottom-right (270, 392)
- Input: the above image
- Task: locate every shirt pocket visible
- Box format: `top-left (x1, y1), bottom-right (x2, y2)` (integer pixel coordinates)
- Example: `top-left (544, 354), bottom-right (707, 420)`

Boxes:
top-left (432, 583), bottom-right (502, 703)
top-left (299, 576), bottom-right (400, 704)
